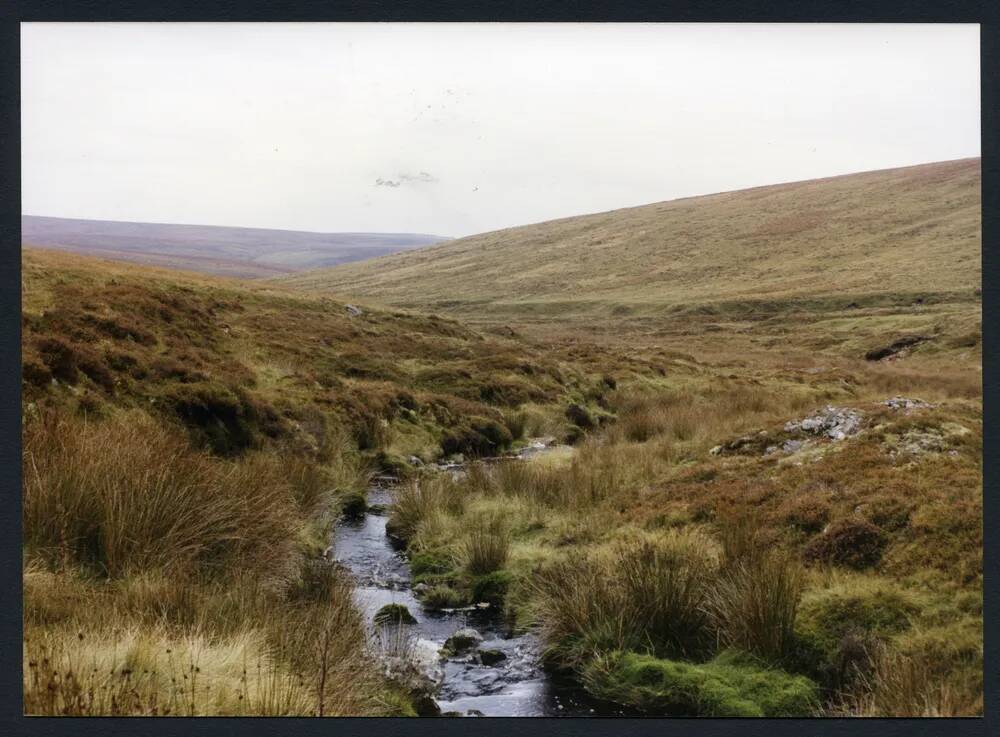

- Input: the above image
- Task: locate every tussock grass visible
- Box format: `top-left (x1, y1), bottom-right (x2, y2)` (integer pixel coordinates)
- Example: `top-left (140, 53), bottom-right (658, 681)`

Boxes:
top-left (23, 561), bottom-right (387, 716)
top-left (530, 554), bottom-right (630, 666)
top-left (501, 409), bottom-right (528, 440)
top-left (532, 531), bottom-right (718, 667)
top-left (387, 477), bottom-right (466, 544)
top-left (458, 515), bottom-right (511, 575)
top-left (21, 405), bottom-right (400, 716)
top-left (23, 410), bottom-right (302, 580)
top-left (844, 645), bottom-right (982, 717)
top-left (706, 515), bottom-right (804, 664)
top-left (24, 625), bottom-right (313, 716)
top-left (616, 533), bottom-right (718, 659)
top-left (460, 445), bottom-right (653, 510)
top-left (705, 555), bottom-right (803, 664)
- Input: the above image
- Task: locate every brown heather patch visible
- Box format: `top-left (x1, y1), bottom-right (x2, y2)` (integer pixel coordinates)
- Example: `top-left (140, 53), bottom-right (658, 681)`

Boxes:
top-left (22, 248), bottom-right (591, 463)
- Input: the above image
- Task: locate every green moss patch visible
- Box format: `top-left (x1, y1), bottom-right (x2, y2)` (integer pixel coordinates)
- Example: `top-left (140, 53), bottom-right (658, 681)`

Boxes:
top-left (373, 603), bottom-right (417, 625)
top-left (471, 570), bottom-right (513, 606)
top-left (410, 551), bottom-right (454, 578)
top-left (418, 585), bottom-right (469, 610)
top-left (582, 650), bottom-right (819, 717)
top-left (793, 579), bottom-right (920, 684)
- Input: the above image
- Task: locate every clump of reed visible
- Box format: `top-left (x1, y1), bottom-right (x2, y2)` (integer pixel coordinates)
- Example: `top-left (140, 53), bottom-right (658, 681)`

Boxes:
top-left (23, 409), bottom-right (306, 581)
top-left (704, 513), bottom-right (804, 664)
top-left (386, 476), bottom-right (466, 544)
top-left (533, 513), bottom-right (807, 671)
top-left (457, 514), bottom-right (511, 575)
top-left (531, 530), bottom-right (719, 668)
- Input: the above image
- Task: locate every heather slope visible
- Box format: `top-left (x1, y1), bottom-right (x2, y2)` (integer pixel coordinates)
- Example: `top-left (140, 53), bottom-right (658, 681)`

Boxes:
top-left (22, 248), bottom-right (597, 466)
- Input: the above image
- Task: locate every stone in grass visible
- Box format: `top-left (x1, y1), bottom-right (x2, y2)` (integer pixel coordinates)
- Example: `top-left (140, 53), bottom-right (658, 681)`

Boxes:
top-left (785, 406), bottom-right (864, 442)
top-left (883, 396), bottom-right (934, 412)
top-left (412, 694), bottom-right (441, 716)
top-left (374, 603), bottom-right (417, 626)
top-left (478, 649), bottom-right (507, 666)
top-left (443, 627), bottom-right (483, 655)
top-left (341, 489), bottom-right (367, 519)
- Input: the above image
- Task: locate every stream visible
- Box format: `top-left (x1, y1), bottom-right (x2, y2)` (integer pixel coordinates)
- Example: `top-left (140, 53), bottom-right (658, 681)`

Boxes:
top-left (331, 441), bottom-right (629, 717)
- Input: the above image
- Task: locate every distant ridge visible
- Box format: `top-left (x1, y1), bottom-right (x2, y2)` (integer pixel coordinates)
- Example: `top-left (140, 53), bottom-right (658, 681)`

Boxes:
top-left (21, 215), bottom-right (450, 279)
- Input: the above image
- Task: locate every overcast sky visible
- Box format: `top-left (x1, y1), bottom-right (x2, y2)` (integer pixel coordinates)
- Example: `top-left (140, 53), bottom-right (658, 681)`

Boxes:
top-left (22, 23), bottom-right (980, 238)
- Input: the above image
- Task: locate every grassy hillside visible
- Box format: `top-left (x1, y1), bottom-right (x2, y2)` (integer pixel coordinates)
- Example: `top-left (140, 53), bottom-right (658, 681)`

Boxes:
top-left (22, 216), bottom-right (448, 278)
top-left (278, 159), bottom-right (980, 328)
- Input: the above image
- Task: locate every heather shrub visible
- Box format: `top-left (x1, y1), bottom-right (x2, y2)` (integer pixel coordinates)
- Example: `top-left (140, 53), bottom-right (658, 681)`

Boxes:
top-left (804, 518), bottom-right (886, 569)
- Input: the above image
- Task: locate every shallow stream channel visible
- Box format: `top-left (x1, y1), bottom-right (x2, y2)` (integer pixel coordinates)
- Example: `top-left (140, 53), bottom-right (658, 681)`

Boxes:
top-left (331, 440), bottom-right (628, 717)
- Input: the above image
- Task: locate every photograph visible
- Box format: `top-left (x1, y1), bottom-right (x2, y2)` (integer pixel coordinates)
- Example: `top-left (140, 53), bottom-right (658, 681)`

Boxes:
top-left (19, 21), bottom-right (982, 718)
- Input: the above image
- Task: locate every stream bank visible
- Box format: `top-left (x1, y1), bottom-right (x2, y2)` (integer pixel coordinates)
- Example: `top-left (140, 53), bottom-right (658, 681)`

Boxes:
top-left (331, 443), bottom-right (630, 717)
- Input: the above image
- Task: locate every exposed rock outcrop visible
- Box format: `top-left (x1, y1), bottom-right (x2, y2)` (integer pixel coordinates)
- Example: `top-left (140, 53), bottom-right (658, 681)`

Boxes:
top-left (784, 406), bottom-right (864, 441)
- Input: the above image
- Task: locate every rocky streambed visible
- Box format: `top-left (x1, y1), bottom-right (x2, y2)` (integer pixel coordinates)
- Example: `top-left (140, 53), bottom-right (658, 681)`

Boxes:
top-left (331, 442), bottom-right (627, 717)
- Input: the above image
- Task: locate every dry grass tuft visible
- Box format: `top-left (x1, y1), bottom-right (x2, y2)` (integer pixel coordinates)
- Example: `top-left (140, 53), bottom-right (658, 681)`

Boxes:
top-left (458, 515), bottom-right (511, 575)
top-left (23, 410), bottom-right (300, 580)
top-left (846, 645), bottom-right (982, 717)
top-left (532, 531), bottom-right (719, 666)
top-left (386, 476), bottom-right (466, 544)
top-left (706, 515), bottom-right (804, 664)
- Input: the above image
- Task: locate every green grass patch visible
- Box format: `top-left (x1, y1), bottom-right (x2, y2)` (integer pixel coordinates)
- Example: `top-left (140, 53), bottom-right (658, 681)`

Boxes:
top-left (582, 650), bottom-right (820, 716)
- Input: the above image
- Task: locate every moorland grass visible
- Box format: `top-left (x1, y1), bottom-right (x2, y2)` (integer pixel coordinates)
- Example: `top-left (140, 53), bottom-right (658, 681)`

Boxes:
top-left (277, 160), bottom-right (980, 335)
top-left (406, 372), bottom-right (982, 715)
top-left (22, 409), bottom-right (399, 716)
